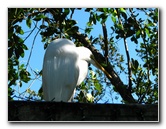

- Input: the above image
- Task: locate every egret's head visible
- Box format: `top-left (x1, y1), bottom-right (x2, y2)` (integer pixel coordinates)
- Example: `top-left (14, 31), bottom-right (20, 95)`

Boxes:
top-left (76, 46), bottom-right (112, 79)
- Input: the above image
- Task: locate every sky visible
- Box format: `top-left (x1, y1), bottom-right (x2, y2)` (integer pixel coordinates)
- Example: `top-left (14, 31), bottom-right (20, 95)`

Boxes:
top-left (10, 8), bottom-right (154, 103)
top-left (0, 0), bottom-right (165, 128)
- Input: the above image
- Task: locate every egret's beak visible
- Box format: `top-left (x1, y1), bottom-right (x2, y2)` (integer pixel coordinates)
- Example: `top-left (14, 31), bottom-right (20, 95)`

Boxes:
top-left (90, 55), bottom-right (112, 79)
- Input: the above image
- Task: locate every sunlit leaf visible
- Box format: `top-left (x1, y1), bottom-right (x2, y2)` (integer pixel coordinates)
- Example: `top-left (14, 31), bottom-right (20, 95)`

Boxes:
top-left (145, 28), bottom-right (150, 37)
top-left (111, 15), bottom-right (116, 23)
top-left (120, 8), bottom-right (126, 13)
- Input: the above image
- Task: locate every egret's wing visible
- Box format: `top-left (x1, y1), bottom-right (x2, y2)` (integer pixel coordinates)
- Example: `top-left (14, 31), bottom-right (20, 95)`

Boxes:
top-left (42, 39), bottom-right (79, 102)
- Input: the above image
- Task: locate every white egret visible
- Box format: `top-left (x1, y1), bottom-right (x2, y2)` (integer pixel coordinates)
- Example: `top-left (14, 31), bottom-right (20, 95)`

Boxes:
top-left (42, 38), bottom-right (111, 102)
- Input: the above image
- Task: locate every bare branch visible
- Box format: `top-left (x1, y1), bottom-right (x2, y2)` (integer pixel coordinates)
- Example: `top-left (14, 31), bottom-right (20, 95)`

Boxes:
top-left (102, 23), bottom-right (109, 64)
top-left (116, 9), bottom-right (132, 93)
top-left (23, 23), bottom-right (37, 43)
top-left (123, 36), bottom-right (132, 92)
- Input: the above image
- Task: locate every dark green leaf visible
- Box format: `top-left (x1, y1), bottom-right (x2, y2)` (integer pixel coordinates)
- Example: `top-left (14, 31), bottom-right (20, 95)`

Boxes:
top-left (92, 14), bottom-right (96, 25)
top-left (103, 8), bottom-right (108, 13)
top-left (85, 27), bottom-right (93, 34)
top-left (64, 8), bottom-right (70, 16)
top-left (96, 14), bottom-right (100, 21)
top-left (134, 60), bottom-right (139, 70)
top-left (121, 12), bottom-right (127, 20)
top-left (33, 14), bottom-right (46, 21)
top-left (22, 44), bottom-right (28, 50)
top-left (44, 43), bottom-right (49, 49)
top-left (100, 13), bottom-right (108, 24)
top-left (19, 69), bottom-right (31, 83)
top-left (18, 47), bottom-right (24, 58)
top-left (16, 26), bottom-right (24, 35)
top-left (8, 48), bottom-right (13, 58)
top-left (40, 25), bottom-right (47, 29)
top-left (26, 18), bottom-right (32, 28)
top-left (131, 36), bottom-right (138, 44)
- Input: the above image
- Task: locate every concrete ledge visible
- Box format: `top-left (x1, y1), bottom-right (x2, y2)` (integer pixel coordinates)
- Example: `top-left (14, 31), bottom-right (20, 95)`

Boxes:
top-left (8, 101), bottom-right (158, 121)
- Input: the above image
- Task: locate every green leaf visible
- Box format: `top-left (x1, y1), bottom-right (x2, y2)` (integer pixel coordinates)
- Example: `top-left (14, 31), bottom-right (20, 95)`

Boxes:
top-left (87, 21), bottom-right (93, 27)
top-left (22, 44), bottom-right (28, 50)
top-left (44, 43), bottom-right (48, 49)
top-left (145, 28), bottom-right (150, 37)
top-left (18, 46), bottom-right (24, 58)
top-left (119, 55), bottom-right (124, 62)
top-left (19, 29), bottom-right (24, 35)
top-left (40, 25), bottom-right (47, 29)
top-left (64, 8), bottom-right (70, 16)
top-left (70, 26), bottom-right (79, 33)
top-left (111, 15), bottom-right (116, 23)
top-left (131, 36), bottom-right (138, 44)
top-left (134, 60), bottom-right (139, 70)
top-left (136, 30), bottom-right (141, 38)
top-left (94, 82), bottom-right (102, 93)
top-left (100, 13), bottom-right (108, 24)
top-left (92, 14), bottom-right (97, 25)
top-left (103, 8), bottom-right (108, 13)
top-left (119, 8), bottom-right (126, 13)
top-left (19, 69), bottom-right (31, 83)
top-left (19, 38), bottom-right (24, 44)
top-left (96, 13), bottom-right (100, 21)
top-left (16, 26), bottom-right (24, 35)
top-left (19, 64), bottom-right (25, 69)
top-left (33, 14), bottom-right (46, 21)
top-left (85, 27), bottom-right (93, 34)
top-left (26, 18), bottom-right (32, 28)
top-left (117, 23), bottom-right (123, 30)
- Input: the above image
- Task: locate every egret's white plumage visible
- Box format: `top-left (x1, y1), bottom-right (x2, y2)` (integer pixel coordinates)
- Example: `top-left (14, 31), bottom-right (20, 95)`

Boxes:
top-left (42, 38), bottom-right (110, 102)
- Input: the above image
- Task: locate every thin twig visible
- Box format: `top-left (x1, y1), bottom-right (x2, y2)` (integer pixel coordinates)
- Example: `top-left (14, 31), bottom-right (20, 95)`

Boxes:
top-left (23, 22), bottom-right (38, 43)
top-left (70, 8), bottom-right (75, 20)
top-left (26, 28), bottom-right (41, 70)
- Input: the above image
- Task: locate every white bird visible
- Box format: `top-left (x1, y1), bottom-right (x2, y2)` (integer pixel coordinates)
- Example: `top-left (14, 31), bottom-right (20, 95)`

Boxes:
top-left (42, 38), bottom-right (111, 102)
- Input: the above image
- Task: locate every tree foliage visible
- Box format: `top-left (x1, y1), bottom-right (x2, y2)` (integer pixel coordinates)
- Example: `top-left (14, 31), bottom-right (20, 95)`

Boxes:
top-left (8, 8), bottom-right (158, 104)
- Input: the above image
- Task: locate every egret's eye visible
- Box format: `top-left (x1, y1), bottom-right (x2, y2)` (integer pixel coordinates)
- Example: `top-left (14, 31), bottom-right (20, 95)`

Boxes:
top-left (88, 63), bottom-right (91, 67)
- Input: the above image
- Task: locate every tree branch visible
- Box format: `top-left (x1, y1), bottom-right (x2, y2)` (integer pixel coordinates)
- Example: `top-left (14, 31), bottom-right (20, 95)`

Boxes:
top-left (116, 9), bottom-right (132, 93)
top-left (123, 36), bottom-right (132, 92)
top-left (102, 23), bottom-right (109, 64)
